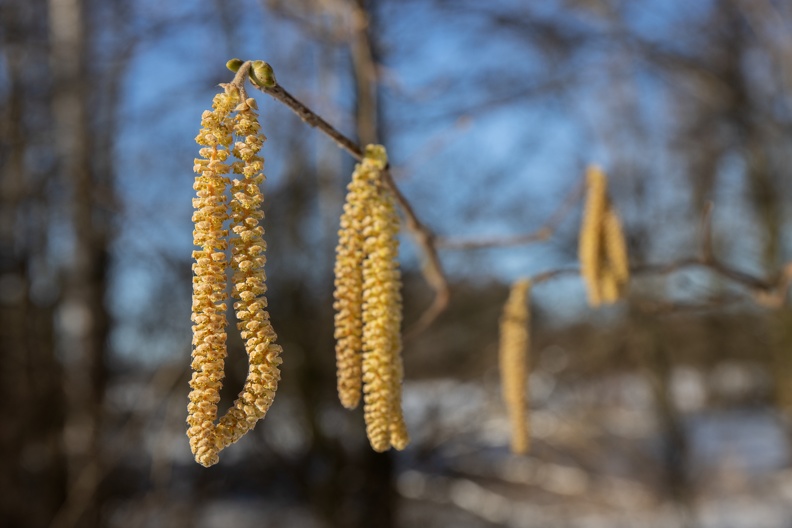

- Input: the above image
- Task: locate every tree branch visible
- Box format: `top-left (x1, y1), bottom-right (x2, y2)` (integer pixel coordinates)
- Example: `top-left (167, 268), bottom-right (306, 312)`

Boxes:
top-left (437, 174), bottom-right (587, 250)
top-left (530, 252), bottom-right (782, 306)
top-left (239, 63), bottom-right (450, 333)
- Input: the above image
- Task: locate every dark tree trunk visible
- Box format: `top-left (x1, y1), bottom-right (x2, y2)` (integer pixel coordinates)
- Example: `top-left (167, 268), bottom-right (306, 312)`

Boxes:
top-left (48, 0), bottom-right (110, 526)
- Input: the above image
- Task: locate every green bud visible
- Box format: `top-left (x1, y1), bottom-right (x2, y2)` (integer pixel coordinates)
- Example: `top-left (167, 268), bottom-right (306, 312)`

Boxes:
top-left (249, 60), bottom-right (277, 88)
top-left (226, 58), bottom-right (244, 72)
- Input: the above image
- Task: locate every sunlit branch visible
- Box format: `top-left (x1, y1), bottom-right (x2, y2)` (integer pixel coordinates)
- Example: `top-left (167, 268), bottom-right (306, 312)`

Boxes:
top-left (231, 61), bottom-right (450, 334)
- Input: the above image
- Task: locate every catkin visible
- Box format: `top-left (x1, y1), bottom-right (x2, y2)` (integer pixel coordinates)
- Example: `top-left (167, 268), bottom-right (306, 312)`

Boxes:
top-left (499, 279), bottom-right (531, 455)
top-left (188, 85), bottom-right (237, 468)
top-left (603, 208), bottom-right (629, 287)
top-left (188, 85), bottom-right (281, 467)
top-left (578, 166), bottom-right (629, 306)
top-left (334, 145), bottom-right (409, 452)
top-left (579, 166), bottom-right (607, 306)
top-left (217, 96), bottom-right (282, 447)
top-left (333, 157), bottom-right (378, 409)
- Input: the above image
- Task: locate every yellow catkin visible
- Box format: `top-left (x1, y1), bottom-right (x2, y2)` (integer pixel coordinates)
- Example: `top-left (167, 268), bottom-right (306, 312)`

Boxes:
top-left (334, 145), bottom-right (409, 452)
top-left (216, 96), bottom-right (282, 448)
top-left (360, 147), bottom-right (399, 452)
top-left (187, 87), bottom-right (282, 467)
top-left (498, 279), bottom-right (531, 455)
top-left (380, 176), bottom-right (409, 452)
top-left (602, 207), bottom-right (629, 294)
top-left (598, 267), bottom-right (620, 304)
top-left (333, 156), bottom-right (379, 409)
top-left (388, 347), bottom-right (410, 451)
top-left (579, 166), bottom-right (630, 306)
top-left (579, 166), bottom-right (607, 306)
top-left (188, 85), bottom-right (238, 467)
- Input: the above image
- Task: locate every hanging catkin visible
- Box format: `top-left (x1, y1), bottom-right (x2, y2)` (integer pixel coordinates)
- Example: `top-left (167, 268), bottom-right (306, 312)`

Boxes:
top-left (188, 85), bottom-right (281, 467)
top-left (578, 165), bottom-right (630, 306)
top-left (333, 155), bottom-right (377, 409)
top-left (499, 279), bottom-right (531, 454)
top-left (333, 145), bottom-right (409, 452)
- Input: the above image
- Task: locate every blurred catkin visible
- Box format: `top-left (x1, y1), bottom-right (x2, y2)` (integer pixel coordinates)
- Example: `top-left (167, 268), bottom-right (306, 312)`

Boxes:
top-left (334, 145), bottom-right (409, 452)
top-left (188, 86), bottom-right (281, 467)
top-left (603, 209), bottom-right (629, 289)
top-left (579, 166), bottom-right (607, 306)
top-left (499, 279), bottom-right (531, 455)
top-left (579, 166), bottom-right (629, 306)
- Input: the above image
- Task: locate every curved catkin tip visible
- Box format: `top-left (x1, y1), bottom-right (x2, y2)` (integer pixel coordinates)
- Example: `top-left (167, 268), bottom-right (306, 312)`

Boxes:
top-left (223, 98), bottom-right (282, 442)
top-left (603, 207), bottom-right (629, 291)
top-left (499, 279), bottom-right (531, 455)
top-left (579, 165), bottom-right (608, 307)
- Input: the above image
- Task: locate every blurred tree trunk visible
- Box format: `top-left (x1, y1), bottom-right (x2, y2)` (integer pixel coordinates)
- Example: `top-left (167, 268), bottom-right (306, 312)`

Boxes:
top-left (48, 0), bottom-right (110, 526)
top-left (0, 2), bottom-right (68, 527)
top-left (350, 2), bottom-right (397, 527)
top-left (634, 313), bottom-right (695, 528)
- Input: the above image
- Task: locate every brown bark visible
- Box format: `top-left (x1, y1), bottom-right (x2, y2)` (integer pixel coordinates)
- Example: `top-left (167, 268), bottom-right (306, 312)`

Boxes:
top-left (48, 0), bottom-right (110, 526)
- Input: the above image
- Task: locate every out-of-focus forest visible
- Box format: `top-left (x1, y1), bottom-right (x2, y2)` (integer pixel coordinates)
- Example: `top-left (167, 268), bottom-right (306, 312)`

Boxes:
top-left (3, 0), bottom-right (792, 527)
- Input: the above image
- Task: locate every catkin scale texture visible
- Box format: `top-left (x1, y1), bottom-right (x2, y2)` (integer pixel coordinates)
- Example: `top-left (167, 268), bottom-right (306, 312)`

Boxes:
top-left (187, 87), bottom-right (281, 467)
top-left (333, 160), bottom-right (378, 409)
top-left (188, 86), bottom-right (237, 467)
top-left (334, 146), bottom-right (409, 452)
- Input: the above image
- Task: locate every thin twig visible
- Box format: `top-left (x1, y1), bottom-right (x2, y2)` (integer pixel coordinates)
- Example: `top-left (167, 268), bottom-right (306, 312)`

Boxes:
top-left (530, 257), bottom-right (777, 299)
top-left (229, 61), bottom-right (252, 101)
top-left (257, 82), bottom-right (363, 159)
top-left (534, 258), bottom-right (773, 290)
top-left (532, 267), bottom-right (581, 285)
top-left (438, 174), bottom-right (587, 250)
top-left (382, 167), bottom-right (450, 337)
top-left (699, 200), bottom-right (714, 263)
